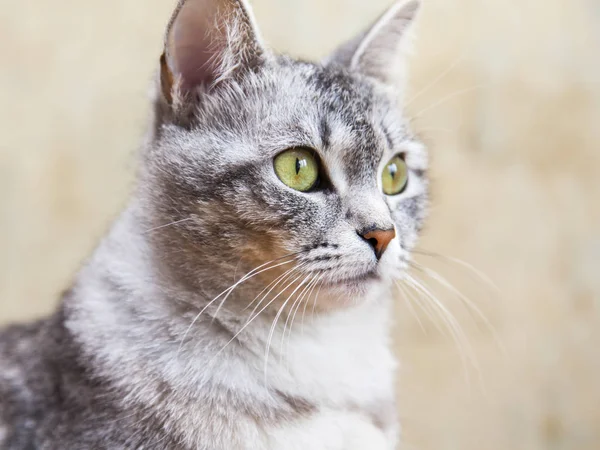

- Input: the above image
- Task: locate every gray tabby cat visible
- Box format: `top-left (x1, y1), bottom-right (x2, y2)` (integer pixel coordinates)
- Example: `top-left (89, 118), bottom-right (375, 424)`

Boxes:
top-left (0, 0), bottom-right (428, 448)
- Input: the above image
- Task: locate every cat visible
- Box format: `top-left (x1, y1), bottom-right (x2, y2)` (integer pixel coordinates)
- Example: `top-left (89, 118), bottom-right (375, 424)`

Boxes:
top-left (0, 0), bottom-right (428, 448)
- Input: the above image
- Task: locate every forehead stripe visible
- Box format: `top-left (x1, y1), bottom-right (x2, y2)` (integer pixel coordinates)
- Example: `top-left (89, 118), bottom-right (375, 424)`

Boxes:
top-left (319, 117), bottom-right (331, 149)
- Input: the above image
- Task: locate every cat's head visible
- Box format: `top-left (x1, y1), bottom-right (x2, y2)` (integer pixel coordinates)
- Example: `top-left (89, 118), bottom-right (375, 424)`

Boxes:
top-left (140, 0), bottom-right (428, 309)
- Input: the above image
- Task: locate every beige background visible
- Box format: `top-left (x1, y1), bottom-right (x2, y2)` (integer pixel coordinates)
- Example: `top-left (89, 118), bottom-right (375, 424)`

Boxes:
top-left (1, 0), bottom-right (599, 449)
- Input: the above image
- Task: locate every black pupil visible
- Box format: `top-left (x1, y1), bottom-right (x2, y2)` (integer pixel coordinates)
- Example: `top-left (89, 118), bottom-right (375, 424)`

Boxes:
top-left (295, 157), bottom-right (308, 175)
top-left (389, 163), bottom-right (398, 180)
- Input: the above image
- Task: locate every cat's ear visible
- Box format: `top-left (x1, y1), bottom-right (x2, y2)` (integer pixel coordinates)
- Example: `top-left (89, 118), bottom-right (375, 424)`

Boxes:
top-left (325, 0), bottom-right (420, 89)
top-left (159, 0), bottom-right (267, 107)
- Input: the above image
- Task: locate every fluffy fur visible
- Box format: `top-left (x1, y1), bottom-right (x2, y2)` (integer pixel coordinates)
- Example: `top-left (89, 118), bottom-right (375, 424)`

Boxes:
top-left (0, 0), bottom-right (428, 448)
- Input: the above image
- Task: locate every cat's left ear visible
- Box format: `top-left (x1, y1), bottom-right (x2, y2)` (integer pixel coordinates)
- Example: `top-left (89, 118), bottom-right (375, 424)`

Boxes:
top-left (325, 0), bottom-right (421, 90)
top-left (159, 0), bottom-right (268, 110)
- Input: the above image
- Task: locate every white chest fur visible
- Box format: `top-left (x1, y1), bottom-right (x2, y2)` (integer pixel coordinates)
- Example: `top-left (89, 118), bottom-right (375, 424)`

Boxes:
top-left (272, 298), bottom-right (396, 406)
top-left (261, 298), bottom-right (399, 450)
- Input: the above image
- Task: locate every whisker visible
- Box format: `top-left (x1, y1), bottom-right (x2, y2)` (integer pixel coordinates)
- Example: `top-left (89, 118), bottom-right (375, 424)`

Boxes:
top-left (264, 274), bottom-right (312, 383)
top-left (414, 126), bottom-right (454, 134)
top-left (207, 271), bottom-right (306, 369)
top-left (279, 287), bottom-right (308, 364)
top-left (394, 280), bottom-right (426, 333)
top-left (404, 274), bottom-right (467, 345)
top-left (402, 273), bottom-right (479, 387)
top-left (247, 263), bottom-right (307, 319)
top-left (412, 83), bottom-right (490, 120)
top-left (209, 257), bottom-right (299, 326)
top-left (245, 265), bottom-right (300, 312)
top-left (177, 253), bottom-right (302, 355)
top-left (413, 248), bottom-right (501, 296)
top-left (232, 256), bottom-right (243, 284)
top-left (143, 217), bottom-right (194, 233)
top-left (409, 261), bottom-right (505, 353)
top-left (311, 275), bottom-right (326, 319)
top-left (405, 50), bottom-right (468, 108)
top-left (280, 277), bottom-right (313, 355)
top-left (282, 274), bottom-right (319, 365)
top-left (301, 273), bottom-right (325, 334)
top-left (396, 279), bottom-right (450, 338)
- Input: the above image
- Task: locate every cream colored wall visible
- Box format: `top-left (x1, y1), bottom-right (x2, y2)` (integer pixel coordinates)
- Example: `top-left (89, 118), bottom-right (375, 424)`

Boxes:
top-left (1, 0), bottom-right (599, 449)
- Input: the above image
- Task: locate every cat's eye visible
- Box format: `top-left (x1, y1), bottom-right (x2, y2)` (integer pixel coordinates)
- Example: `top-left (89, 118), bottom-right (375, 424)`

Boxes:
top-left (382, 154), bottom-right (408, 195)
top-left (274, 148), bottom-right (319, 192)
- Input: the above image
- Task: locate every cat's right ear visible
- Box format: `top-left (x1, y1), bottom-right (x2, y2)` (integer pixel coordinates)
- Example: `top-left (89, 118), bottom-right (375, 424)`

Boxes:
top-left (324, 0), bottom-right (420, 93)
top-left (158, 0), bottom-right (268, 118)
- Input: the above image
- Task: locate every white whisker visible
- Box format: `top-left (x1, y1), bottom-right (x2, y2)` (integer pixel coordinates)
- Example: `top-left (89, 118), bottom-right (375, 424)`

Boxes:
top-left (245, 265), bottom-right (300, 312)
top-left (414, 249), bottom-right (501, 296)
top-left (247, 263), bottom-right (307, 319)
top-left (405, 50), bottom-right (467, 108)
top-left (402, 273), bottom-right (480, 388)
top-left (210, 258), bottom-right (299, 325)
top-left (311, 274), bottom-right (326, 319)
top-left (282, 274), bottom-right (319, 365)
top-left (396, 278), bottom-right (449, 337)
top-left (412, 83), bottom-right (490, 120)
top-left (207, 271), bottom-right (307, 369)
top-left (177, 255), bottom-right (298, 355)
top-left (263, 274), bottom-right (312, 384)
top-left (143, 217), bottom-right (194, 233)
top-left (394, 280), bottom-right (426, 333)
top-left (410, 261), bottom-right (505, 354)
top-left (301, 273), bottom-right (325, 334)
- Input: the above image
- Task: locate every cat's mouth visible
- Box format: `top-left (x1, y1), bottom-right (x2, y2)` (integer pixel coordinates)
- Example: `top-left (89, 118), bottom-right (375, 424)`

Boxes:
top-left (323, 269), bottom-right (380, 287)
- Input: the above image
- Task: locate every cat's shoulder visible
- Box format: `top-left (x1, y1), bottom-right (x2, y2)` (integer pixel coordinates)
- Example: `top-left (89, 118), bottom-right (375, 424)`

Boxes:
top-left (0, 318), bottom-right (53, 449)
top-left (0, 318), bottom-right (53, 390)
top-left (0, 313), bottom-right (179, 449)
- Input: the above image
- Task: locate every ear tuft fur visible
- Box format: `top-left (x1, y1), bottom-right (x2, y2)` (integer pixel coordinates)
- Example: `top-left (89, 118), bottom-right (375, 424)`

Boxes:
top-left (160, 0), bottom-right (267, 109)
top-left (326, 0), bottom-right (421, 89)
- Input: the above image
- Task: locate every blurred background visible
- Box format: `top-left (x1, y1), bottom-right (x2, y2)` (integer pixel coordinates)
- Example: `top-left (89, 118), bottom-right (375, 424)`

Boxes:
top-left (1, 0), bottom-right (599, 448)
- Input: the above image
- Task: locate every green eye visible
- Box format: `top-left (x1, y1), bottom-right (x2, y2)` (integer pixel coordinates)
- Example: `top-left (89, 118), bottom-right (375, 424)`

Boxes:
top-left (382, 154), bottom-right (408, 195)
top-left (274, 148), bottom-right (319, 192)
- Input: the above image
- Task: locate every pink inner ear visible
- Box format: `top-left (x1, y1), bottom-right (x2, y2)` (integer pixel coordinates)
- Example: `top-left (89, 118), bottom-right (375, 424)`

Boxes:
top-left (164, 0), bottom-right (265, 97)
top-left (168, 1), bottom-right (225, 91)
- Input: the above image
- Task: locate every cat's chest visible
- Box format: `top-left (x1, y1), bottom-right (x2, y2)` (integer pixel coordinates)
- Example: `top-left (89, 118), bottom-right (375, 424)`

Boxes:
top-left (268, 300), bottom-right (397, 409)
top-left (148, 300), bottom-right (398, 449)
top-left (259, 303), bottom-right (399, 450)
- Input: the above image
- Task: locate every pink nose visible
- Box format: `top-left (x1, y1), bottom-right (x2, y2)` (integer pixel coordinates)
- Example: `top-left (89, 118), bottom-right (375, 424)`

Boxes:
top-left (361, 228), bottom-right (396, 260)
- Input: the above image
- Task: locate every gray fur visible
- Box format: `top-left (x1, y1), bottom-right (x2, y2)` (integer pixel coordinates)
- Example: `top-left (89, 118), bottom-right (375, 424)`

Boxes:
top-left (0, 0), bottom-right (428, 448)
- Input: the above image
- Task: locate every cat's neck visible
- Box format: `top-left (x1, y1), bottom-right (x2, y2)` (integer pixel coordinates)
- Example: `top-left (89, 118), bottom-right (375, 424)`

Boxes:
top-left (63, 203), bottom-right (397, 412)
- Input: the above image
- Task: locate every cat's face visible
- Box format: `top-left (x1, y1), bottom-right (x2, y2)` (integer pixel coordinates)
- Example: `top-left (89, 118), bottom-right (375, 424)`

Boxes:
top-left (143, 0), bottom-right (427, 308)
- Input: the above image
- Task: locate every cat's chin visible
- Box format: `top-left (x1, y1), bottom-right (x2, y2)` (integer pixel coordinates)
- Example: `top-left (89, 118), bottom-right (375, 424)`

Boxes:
top-left (334, 271), bottom-right (381, 286)
top-left (322, 270), bottom-right (385, 298)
